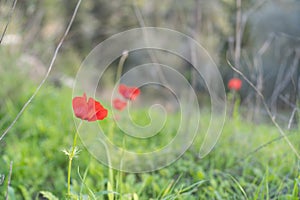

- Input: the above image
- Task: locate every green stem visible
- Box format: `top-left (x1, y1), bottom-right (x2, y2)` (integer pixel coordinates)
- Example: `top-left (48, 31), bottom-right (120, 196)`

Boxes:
top-left (67, 121), bottom-right (81, 197)
top-left (108, 120), bottom-right (115, 141)
top-left (67, 156), bottom-right (72, 197)
top-left (116, 51), bottom-right (128, 83)
top-left (108, 122), bottom-right (115, 191)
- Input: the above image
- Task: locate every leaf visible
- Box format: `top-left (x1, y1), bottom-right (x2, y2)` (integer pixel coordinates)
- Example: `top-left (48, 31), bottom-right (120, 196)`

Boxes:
top-left (7, 186), bottom-right (16, 200)
top-left (18, 185), bottom-right (31, 200)
top-left (161, 180), bottom-right (175, 198)
top-left (93, 190), bottom-right (119, 196)
top-left (132, 193), bottom-right (139, 200)
top-left (177, 180), bottom-right (207, 194)
top-left (39, 191), bottom-right (59, 200)
top-left (107, 181), bottom-right (114, 200)
top-left (292, 179), bottom-right (299, 200)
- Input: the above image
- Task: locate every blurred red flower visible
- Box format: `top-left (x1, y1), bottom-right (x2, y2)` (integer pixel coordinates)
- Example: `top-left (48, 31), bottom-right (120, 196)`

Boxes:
top-left (113, 98), bottom-right (127, 111)
top-left (118, 84), bottom-right (140, 100)
top-left (228, 78), bottom-right (242, 91)
top-left (72, 93), bottom-right (108, 121)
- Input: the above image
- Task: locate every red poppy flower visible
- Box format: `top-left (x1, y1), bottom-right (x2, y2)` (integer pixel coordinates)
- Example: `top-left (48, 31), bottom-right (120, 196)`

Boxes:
top-left (113, 98), bottom-right (127, 111)
top-left (118, 84), bottom-right (140, 100)
top-left (228, 78), bottom-right (242, 91)
top-left (72, 93), bottom-right (108, 121)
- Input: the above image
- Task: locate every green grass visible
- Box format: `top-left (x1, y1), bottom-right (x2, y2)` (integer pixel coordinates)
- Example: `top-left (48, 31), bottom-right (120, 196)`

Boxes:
top-left (0, 55), bottom-right (299, 199)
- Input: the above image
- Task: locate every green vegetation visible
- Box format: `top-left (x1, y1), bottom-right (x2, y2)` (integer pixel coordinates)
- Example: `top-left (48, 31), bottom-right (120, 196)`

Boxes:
top-left (0, 59), bottom-right (299, 199)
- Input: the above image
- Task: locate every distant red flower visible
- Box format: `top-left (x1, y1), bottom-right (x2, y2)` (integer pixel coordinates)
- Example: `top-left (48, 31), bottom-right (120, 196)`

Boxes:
top-left (228, 78), bottom-right (242, 91)
top-left (72, 93), bottom-right (108, 121)
top-left (118, 84), bottom-right (140, 100)
top-left (113, 98), bottom-right (127, 111)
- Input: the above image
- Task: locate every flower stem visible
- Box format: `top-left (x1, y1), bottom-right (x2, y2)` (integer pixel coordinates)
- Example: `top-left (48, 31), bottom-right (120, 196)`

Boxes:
top-left (116, 51), bottom-right (128, 83)
top-left (67, 131), bottom-right (78, 196)
top-left (108, 123), bottom-right (115, 194)
top-left (67, 157), bottom-right (72, 196)
top-left (67, 121), bottom-right (81, 197)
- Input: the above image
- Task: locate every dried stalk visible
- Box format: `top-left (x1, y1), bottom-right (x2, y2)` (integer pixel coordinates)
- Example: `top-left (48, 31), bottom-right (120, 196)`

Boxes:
top-left (234, 0), bottom-right (242, 71)
top-left (132, 0), bottom-right (168, 85)
top-left (270, 48), bottom-right (294, 114)
top-left (252, 33), bottom-right (275, 120)
top-left (0, 0), bottom-right (17, 44)
top-left (0, 0), bottom-right (82, 141)
top-left (288, 108), bottom-right (297, 130)
top-left (5, 161), bottom-right (13, 200)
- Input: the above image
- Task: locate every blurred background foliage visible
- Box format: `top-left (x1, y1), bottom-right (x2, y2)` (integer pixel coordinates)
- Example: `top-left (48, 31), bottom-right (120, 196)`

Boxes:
top-left (0, 0), bottom-right (299, 146)
top-left (1, 0), bottom-right (299, 113)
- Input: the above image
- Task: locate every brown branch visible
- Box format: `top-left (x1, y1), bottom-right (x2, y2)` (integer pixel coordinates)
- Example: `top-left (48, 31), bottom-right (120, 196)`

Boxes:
top-left (0, 0), bottom-right (82, 142)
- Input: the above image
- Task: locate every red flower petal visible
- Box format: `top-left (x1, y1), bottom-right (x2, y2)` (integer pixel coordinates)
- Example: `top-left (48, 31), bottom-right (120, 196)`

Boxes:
top-left (228, 78), bottom-right (242, 91)
top-left (93, 99), bottom-right (108, 120)
top-left (72, 93), bottom-right (108, 121)
top-left (113, 98), bottom-right (127, 111)
top-left (86, 98), bottom-right (108, 121)
top-left (96, 107), bottom-right (108, 120)
top-left (72, 93), bottom-right (88, 119)
top-left (119, 84), bottom-right (140, 100)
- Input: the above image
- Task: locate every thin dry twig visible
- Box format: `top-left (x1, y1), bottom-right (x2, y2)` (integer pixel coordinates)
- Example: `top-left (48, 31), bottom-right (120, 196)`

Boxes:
top-left (287, 108), bottom-right (297, 130)
top-left (0, 0), bottom-right (17, 44)
top-left (240, 0), bottom-right (268, 36)
top-left (132, 0), bottom-right (168, 85)
top-left (226, 56), bottom-right (300, 159)
top-left (234, 0), bottom-right (242, 71)
top-left (252, 33), bottom-right (275, 118)
top-left (243, 131), bottom-right (296, 160)
top-left (0, 0), bottom-right (82, 142)
top-left (271, 49), bottom-right (299, 115)
top-left (5, 161), bottom-right (13, 200)
top-left (0, 174), bottom-right (4, 185)
top-left (270, 48), bottom-right (294, 113)
top-left (279, 95), bottom-right (300, 112)
top-left (234, 0), bottom-right (268, 70)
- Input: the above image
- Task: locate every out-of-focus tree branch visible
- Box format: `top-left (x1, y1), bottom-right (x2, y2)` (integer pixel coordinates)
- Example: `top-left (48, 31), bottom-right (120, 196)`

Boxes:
top-left (234, 0), bottom-right (242, 72)
top-left (132, 0), bottom-right (168, 85)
